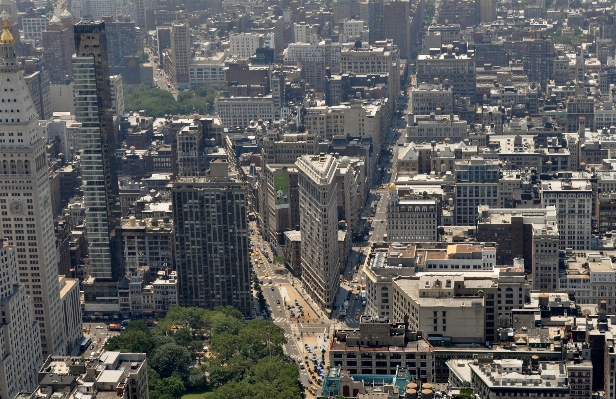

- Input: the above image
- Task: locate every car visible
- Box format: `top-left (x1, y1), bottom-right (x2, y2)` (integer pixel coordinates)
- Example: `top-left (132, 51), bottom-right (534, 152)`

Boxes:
top-left (268, 279), bottom-right (272, 284)
top-left (300, 364), bottom-right (305, 369)
top-left (355, 315), bottom-right (360, 321)
top-left (271, 287), bottom-right (275, 291)
top-left (96, 325), bottom-right (104, 329)
top-left (264, 272), bottom-right (269, 277)
top-left (276, 300), bottom-right (280, 304)
top-left (90, 344), bottom-right (94, 350)
top-left (308, 379), bottom-right (313, 384)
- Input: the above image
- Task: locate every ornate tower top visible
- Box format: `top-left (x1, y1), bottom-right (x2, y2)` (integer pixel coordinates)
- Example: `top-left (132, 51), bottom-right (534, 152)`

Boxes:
top-left (0, 11), bottom-right (13, 44)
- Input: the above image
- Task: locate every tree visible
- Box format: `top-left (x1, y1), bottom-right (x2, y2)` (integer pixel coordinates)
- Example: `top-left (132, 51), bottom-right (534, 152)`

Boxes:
top-left (155, 376), bottom-right (186, 399)
top-left (187, 366), bottom-right (208, 391)
top-left (149, 343), bottom-right (192, 378)
top-left (105, 330), bottom-right (155, 355)
top-left (125, 320), bottom-right (148, 333)
top-left (273, 255), bottom-right (288, 265)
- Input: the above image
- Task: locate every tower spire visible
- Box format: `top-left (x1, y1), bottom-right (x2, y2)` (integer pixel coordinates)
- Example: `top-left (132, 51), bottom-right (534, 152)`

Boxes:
top-left (0, 11), bottom-right (14, 44)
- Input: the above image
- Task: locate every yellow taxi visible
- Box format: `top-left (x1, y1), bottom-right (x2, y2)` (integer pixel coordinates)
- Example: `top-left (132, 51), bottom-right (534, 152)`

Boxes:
top-left (255, 249), bottom-right (259, 254)
top-left (264, 272), bottom-right (269, 277)
top-left (259, 259), bottom-right (264, 264)
top-left (259, 256), bottom-right (263, 261)
top-left (257, 264), bottom-right (261, 268)
top-left (361, 285), bottom-right (366, 290)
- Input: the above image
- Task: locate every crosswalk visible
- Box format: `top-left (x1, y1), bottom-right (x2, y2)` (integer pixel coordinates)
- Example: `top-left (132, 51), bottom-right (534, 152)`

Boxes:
top-left (273, 316), bottom-right (287, 324)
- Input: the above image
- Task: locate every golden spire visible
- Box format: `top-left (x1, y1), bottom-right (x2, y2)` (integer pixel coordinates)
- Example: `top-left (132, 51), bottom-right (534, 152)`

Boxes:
top-left (0, 11), bottom-right (14, 44)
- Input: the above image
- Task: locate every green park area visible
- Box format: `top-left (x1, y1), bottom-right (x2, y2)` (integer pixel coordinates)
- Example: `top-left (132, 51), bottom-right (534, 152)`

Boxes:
top-left (124, 85), bottom-right (219, 117)
top-left (105, 306), bottom-right (303, 399)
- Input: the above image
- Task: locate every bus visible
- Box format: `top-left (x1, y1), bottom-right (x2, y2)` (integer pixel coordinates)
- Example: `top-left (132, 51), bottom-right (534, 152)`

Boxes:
top-left (80, 337), bottom-right (92, 352)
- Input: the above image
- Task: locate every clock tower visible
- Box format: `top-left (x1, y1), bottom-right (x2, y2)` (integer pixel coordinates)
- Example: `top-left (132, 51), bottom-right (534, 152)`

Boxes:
top-left (0, 10), bottom-right (69, 360)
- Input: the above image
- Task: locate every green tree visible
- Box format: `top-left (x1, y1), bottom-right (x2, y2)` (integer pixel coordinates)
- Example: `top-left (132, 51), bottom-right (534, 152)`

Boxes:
top-left (155, 376), bottom-right (186, 398)
top-left (105, 330), bottom-right (155, 355)
top-left (125, 320), bottom-right (148, 333)
top-left (187, 365), bottom-right (208, 391)
top-left (149, 343), bottom-right (192, 378)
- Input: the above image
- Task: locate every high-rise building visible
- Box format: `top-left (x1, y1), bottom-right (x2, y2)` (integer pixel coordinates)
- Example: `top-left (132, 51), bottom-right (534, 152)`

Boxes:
top-left (172, 160), bottom-right (251, 315)
top-left (101, 16), bottom-right (139, 69)
top-left (477, 0), bottom-right (496, 23)
top-left (170, 22), bottom-right (191, 89)
top-left (383, 0), bottom-right (411, 60)
top-left (42, 11), bottom-right (74, 84)
top-left (73, 21), bottom-right (119, 279)
top-left (297, 154), bottom-right (339, 311)
top-left (0, 13), bottom-right (68, 357)
top-left (454, 157), bottom-right (500, 226)
top-left (0, 239), bottom-right (43, 398)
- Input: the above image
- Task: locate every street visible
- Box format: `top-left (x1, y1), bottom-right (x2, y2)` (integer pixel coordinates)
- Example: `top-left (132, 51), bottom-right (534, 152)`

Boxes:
top-left (246, 105), bottom-right (406, 395)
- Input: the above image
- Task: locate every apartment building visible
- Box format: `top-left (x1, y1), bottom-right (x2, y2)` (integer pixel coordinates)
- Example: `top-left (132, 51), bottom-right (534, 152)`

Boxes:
top-left (188, 51), bottom-right (228, 89)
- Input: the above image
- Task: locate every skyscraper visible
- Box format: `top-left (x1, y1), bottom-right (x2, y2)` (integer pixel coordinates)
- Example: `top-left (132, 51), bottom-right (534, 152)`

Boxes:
top-left (0, 11), bottom-right (67, 357)
top-left (170, 21), bottom-right (190, 89)
top-left (296, 154), bottom-right (339, 311)
top-left (172, 160), bottom-right (251, 315)
top-left (0, 239), bottom-right (43, 398)
top-left (42, 11), bottom-right (74, 83)
top-left (73, 20), bottom-right (119, 279)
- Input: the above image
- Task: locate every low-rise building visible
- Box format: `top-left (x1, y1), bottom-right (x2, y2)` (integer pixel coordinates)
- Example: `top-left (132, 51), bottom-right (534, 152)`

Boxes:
top-left (330, 316), bottom-right (434, 380)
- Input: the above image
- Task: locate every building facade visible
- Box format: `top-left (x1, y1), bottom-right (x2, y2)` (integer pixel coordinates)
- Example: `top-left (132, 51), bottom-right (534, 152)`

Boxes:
top-left (297, 154), bottom-right (340, 311)
top-left (172, 161), bottom-right (251, 315)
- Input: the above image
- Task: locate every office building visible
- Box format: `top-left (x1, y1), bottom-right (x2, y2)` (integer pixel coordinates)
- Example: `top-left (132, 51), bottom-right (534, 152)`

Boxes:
top-left (230, 32), bottom-right (262, 58)
top-left (21, 17), bottom-right (48, 41)
top-left (42, 11), bottom-right (74, 84)
top-left (408, 83), bottom-right (453, 115)
top-left (102, 16), bottom-right (140, 69)
top-left (387, 183), bottom-right (439, 242)
top-left (297, 154), bottom-right (340, 311)
top-left (477, 0), bottom-right (496, 23)
top-left (0, 16), bottom-right (68, 356)
top-left (330, 316), bottom-right (434, 379)
top-left (170, 22), bottom-right (191, 89)
top-left (477, 206), bottom-right (560, 290)
top-left (416, 46), bottom-right (475, 99)
top-left (0, 240), bottom-right (42, 398)
top-left (454, 157), bottom-right (500, 226)
top-left (215, 96), bottom-right (275, 128)
top-left (383, 0), bottom-right (410, 60)
top-left (73, 21), bottom-right (119, 279)
top-left (172, 160), bottom-right (251, 316)
top-left (541, 178), bottom-right (592, 251)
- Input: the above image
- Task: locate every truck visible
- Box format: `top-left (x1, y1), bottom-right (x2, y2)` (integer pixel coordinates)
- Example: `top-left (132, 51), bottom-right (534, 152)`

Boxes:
top-left (108, 324), bottom-right (121, 331)
top-left (360, 290), bottom-right (366, 299)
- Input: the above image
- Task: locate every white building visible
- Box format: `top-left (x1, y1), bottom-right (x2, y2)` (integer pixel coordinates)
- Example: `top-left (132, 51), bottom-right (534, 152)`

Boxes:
top-left (230, 32), bottom-right (261, 58)
top-left (405, 113), bottom-right (467, 143)
top-left (152, 271), bottom-right (178, 312)
top-left (188, 51), bottom-right (228, 89)
top-left (386, 183), bottom-right (439, 242)
top-left (58, 276), bottom-right (83, 354)
top-left (216, 96), bottom-right (275, 128)
top-left (0, 23), bottom-right (69, 357)
top-left (408, 83), bottom-right (454, 115)
top-left (297, 154), bottom-right (340, 311)
top-left (292, 22), bottom-right (317, 43)
top-left (21, 17), bottom-right (48, 40)
top-left (0, 240), bottom-right (43, 398)
top-left (541, 178), bottom-right (592, 250)
top-left (284, 41), bottom-right (341, 65)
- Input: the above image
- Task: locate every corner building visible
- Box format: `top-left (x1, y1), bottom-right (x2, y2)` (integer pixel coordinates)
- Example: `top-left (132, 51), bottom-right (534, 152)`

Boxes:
top-left (297, 154), bottom-right (339, 311)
